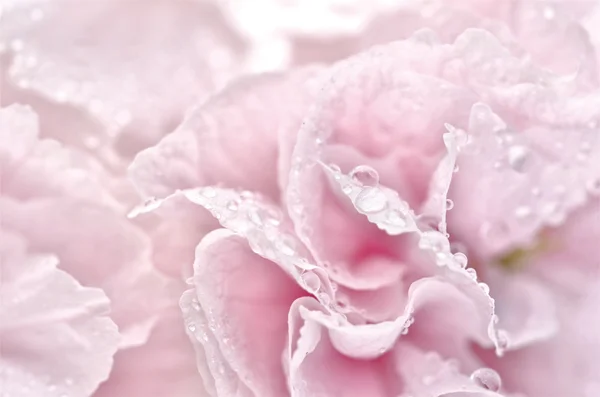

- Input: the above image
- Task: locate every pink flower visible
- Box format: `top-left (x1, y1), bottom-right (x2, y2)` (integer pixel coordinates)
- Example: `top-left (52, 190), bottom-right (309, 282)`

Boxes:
top-left (1, 1), bottom-right (600, 397)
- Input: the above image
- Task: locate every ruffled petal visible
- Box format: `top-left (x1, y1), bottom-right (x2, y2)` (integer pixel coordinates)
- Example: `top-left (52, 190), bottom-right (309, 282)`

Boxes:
top-left (182, 229), bottom-right (305, 397)
top-left (93, 307), bottom-right (205, 397)
top-left (1, 0), bottom-right (245, 156)
top-left (0, 231), bottom-right (120, 397)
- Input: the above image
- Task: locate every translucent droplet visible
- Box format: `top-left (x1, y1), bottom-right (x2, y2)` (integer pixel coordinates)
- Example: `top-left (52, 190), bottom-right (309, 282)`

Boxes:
top-left (495, 329), bottom-right (509, 355)
top-left (446, 199), bottom-right (454, 210)
top-left (507, 145), bottom-right (530, 172)
top-left (329, 163), bottom-right (341, 173)
top-left (349, 165), bottom-right (379, 186)
top-left (466, 268), bottom-right (478, 279)
top-left (543, 5), bottom-right (556, 19)
top-left (515, 205), bottom-right (532, 219)
top-left (226, 200), bottom-right (239, 211)
top-left (341, 184), bottom-right (353, 194)
top-left (419, 231), bottom-right (451, 253)
top-left (453, 164), bottom-right (460, 173)
top-left (301, 271), bottom-right (321, 291)
top-left (202, 187), bottom-right (217, 198)
top-left (187, 324), bottom-right (196, 332)
top-left (275, 235), bottom-right (296, 256)
top-left (453, 252), bottom-right (468, 268)
top-left (385, 209), bottom-right (407, 227)
top-left (478, 282), bottom-right (490, 294)
top-left (318, 292), bottom-right (331, 305)
top-left (191, 299), bottom-right (201, 311)
top-left (354, 187), bottom-right (388, 213)
top-left (470, 368), bottom-right (502, 391)
top-left (587, 178), bottom-right (600, 196)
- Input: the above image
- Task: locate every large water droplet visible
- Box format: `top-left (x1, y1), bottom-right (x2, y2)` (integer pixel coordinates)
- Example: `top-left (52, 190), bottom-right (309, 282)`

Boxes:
top-left (349, 165), bottom-right (379, 186)
top-left (419, 231), bottom-right (451, 253)
top-left (507, 145), bottom-right (530, 172)
top-left (354, 187), bottom-right (388, 213)
top-left (470, 368), bottom-right (502, 391)
top-left (301, 271), bottom-right (321, 291)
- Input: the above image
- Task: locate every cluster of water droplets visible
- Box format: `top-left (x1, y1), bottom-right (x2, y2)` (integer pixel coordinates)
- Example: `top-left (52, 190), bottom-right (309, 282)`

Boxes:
top-left (128, 187), bottom-right (338, 312)
top-left (321, 155), bottom-right (510, 355)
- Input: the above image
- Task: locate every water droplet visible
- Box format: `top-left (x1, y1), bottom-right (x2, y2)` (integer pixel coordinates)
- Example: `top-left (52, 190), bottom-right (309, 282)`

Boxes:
top-left (453, 164), bottom-right (460, 173)
top-left (202, 187), bottom-right (217, 198)
top-left (247, 208), bottom-right (263, 225)
top-left (466, 268), bottom-right (478, 279)
top-left (329, 163), bottom-right (341, 173)
top-left (453, 252), bottom-right (468, 268)
top-left (191, 299), bottom-right (201, 311)
top-left (354, 187), bottom-right (388, 213)
top-left (543, 5), bottom-right (556, 19)
top-left (479, 282), bottom-right (490, 294)
top-left (187, 324), bottom-right (196, 332)
top-left (341, 184), bottom-right (353, 194)
top-left (349, 165), bottom-right (379, 186)
top-left (495, 329), bottom-right (509, 355)
top-left (419, 230), bottom-right (450, 253)
top-left (318, 292), bottom-right (331, 305)
top-left (445, 199), bottom-right (454, 210)
top-left (470, 368), bottom-right (502, 391)
top-left (226, 200), bottom-right (239, 211)
top-left (301, 271), bottom-right (321, 291)
top-left (507, 145), bottom-right (530, 172)
top-left (515, 205), bottom-right (532, 219)
top-left (587, 178), bottom-right (600, 196)
top-left (385, 209), bottom-right (407, 227)
top-left (275, 235), bottom-right (296, 256)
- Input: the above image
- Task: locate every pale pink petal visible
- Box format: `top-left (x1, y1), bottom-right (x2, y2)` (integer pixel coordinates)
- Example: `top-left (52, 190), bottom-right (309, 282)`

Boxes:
top-left (0, 197), bottom-right (169, 348)
top-left (394, 344), bottom-right (505, 397)
top-left (0, 231), bottom-right (119, 397)
top-left (93, 307), bottom-right (205, 397)
top-left (183, 229), bottom-right (306, 397)
top-left (447, 103), bottom-right (600, 259)
top-left (287, 298), bottom-right (394, 397)
top-left (0, 104), bottom-right (116, 206)
top-left (2, 0), bottom-right (245, 155)
top-left (130, 69), bottom-right (322, 201)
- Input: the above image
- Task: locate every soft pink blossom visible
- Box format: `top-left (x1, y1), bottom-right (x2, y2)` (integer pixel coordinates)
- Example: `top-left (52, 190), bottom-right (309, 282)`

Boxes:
top-left (1, 0), bottom-right (600, 397)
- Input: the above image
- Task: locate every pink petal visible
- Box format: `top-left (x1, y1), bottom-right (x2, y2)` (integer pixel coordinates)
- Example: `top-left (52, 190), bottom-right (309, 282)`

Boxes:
top-left (448, 103), bottom-right (600, 259)
top-left (0, 231), bottom-right (119, 397)
top-left (183, 229), bottom-right (306, 397)
top-left (93, 307), bottom-right (205, 397)
top-left (130, 69), bottom-right (321, 201)
top-left (394, 344), bottom-right (505, 397)
top-left (287, 298), bottom-right (393, 397)
top-left (2, 0), bottom-right (245, 155)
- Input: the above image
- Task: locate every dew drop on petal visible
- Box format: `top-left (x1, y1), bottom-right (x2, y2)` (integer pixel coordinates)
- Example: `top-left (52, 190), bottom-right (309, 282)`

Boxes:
top-left (507, 145), bottom-right (530, 172)
top-left (453, 252), bottom-right (468, 268)
top-left (202, 187), bottom-right (217, 198)
top-left (466, 267), bottom-right (478, 279)
top-left (587, 178), bottom-right (600, 196)
top-left (301, 271), bottom-right (321, 291)
top-left (445, 199), bottom-right (454, 210)
top-left (354, 187), bottom-right (388, 213)
top-left (349, 165), bottom-right (379, 186)
top-left (470, 368), bottom-right (502, 391)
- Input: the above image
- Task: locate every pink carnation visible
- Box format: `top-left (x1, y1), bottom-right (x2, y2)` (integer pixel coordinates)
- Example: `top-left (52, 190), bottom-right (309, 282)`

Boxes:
top-left (1, 1), bottom-right (599, 397)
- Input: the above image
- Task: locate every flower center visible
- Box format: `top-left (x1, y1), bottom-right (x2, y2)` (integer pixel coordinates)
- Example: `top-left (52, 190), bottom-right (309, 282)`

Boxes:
top-left (495, 234), bottom-right (553, 272)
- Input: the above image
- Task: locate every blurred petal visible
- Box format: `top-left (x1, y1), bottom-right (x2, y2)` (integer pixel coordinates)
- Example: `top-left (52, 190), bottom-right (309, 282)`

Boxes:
top-left (0, 231), bottom-right (119, 397)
